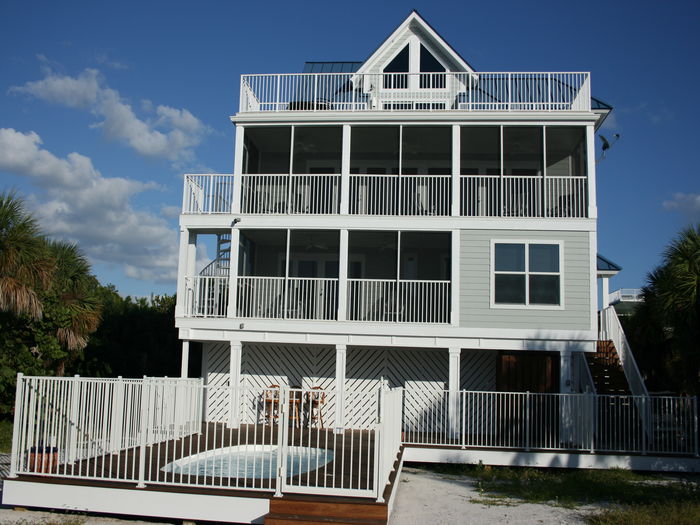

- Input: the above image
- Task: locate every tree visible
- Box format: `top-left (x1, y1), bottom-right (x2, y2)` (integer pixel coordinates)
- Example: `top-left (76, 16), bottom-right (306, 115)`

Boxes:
top-left (629, 225), bottom-right (700, 394)
top-left (0, 192), bottom-right (53, 319)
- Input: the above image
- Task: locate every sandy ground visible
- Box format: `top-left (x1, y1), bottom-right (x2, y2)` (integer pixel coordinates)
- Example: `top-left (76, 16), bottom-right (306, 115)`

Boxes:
top-left (389, 466), bottom-right (598, 525)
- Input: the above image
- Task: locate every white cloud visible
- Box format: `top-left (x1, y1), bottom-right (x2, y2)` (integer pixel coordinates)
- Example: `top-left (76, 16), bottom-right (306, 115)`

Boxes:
top-left (10, 66), bottom-right (210, 167)
top-left (0, 128), bottom-right (178, 283)
top-left (95, 52), bottom-right (128, 71)
top-left (160, 205), bottom-right (182, 219)
top-left (662, 193), bottom-right (700, 222)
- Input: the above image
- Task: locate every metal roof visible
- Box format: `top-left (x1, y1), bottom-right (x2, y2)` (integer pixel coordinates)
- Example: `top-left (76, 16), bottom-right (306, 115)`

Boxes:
top-left (592, 97), bottom-right (613, 110)
top-left (597, 254), bottom-right (622, 272)
top-left (303, 62), bottom-right (363, 73)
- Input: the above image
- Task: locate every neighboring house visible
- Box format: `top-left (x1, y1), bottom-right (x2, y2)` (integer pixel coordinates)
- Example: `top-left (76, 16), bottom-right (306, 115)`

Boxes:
top-left (5, 11), bottom-right (698, 525)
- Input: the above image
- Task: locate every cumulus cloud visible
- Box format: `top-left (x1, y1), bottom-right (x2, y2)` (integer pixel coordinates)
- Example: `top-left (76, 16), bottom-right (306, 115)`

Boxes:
top-left (662, 193), bottom-right (700, 222)
top-left (10, 66), bottom-right (209, 167)
top-left (0, 128), bottom-right (179, 283)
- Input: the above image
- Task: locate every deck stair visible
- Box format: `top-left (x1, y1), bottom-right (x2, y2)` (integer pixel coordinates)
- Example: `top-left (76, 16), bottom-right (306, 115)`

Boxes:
top-left (264, 497), bottom-right (388, 525)
top-left (586, 341), bottom-right (631, 395)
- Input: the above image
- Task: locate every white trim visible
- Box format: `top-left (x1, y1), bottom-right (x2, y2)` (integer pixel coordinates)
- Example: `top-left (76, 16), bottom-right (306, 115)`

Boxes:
top-left (401, 448), bottom-right (700, 473)
top-left (2, 481), bottom-right (271, 523)
top-left (586, 125), bottom-right (597, 219)
top-left (450, 230), bottom-right (460, 326)
top-left (590, 231), bottom-right (598, 329)
top-left (232, 125), bottom-right (244, 214)
top-left (232, 113), bottom-right (600, 125)
top-left (489, 239), bottom-right (565, 310)
top-left (180, 341), bottom-right (189, 378)
top-left (451, 124), bottom-right (460, 216)
top-left (175, 228), bottom-right (189, 317)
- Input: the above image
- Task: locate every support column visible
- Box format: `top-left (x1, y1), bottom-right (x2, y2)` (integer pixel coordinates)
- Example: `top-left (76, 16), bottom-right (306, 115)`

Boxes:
top-left (180, 341), bottom-right (190, 378)
top-left (232, 125), bottom-right (244, 214)
top-left (175, 228), bottom-right (195, 317)
top-left (586, 124), bottom-right (597, 219)
top-left (340, 125), bottom-right (351, 215)
top-left (335, 344), bottom-right (347, 432)
top-left (451, 125), bottom-right (460, 217)
top-left (448, 347), bottom-right (461, 436)
top-left (338, 229), bottom-right (348, 321)
top-left (226, 227), bottom-right (241, 318)
top-left (451, 230), bottom-right (460, 326)
top-left (602, 276), bottom-right (610, 308)
top-left (228, 340), bottom-right (242, 428)
top-left (559, 351), bottom-right (574, 445)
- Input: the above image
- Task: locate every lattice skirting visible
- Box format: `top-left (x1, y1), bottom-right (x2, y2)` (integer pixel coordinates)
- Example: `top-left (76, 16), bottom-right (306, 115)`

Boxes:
top-left (202, 343), bottom-right (497, 425)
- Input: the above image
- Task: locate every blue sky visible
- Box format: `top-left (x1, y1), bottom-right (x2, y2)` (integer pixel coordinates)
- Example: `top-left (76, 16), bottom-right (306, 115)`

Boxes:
top-left (1, 0), bottom-right (698, 297)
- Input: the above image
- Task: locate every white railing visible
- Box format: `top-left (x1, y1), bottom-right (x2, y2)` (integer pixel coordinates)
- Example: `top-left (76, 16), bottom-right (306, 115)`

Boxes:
top-left (598, 306), bottom-right (649, 397)
top-left (185, 276), bottom-right (229, 317)
top-left (240, 72), bottom-right (591, 113)
top-left (347, 279), bottom-right (450, 323)
top-left (236, 276), bottom-right (338, 321)
top-left (240, 174), bottom-right (340, 214)
top-left (402, 388), bottom-right (698, 455)
top-left (460, 175), bottom-right (588, 218)
top-left (182, 174), bottom-right (234, 214)
top-left (376, 387), bottom-right (403, 502)
top-left (10, 378), bottom-right (388, 499)
top-left (608, 288), bottom-right (643, 304)
top-left (349, 175), bottom-right (451, 216)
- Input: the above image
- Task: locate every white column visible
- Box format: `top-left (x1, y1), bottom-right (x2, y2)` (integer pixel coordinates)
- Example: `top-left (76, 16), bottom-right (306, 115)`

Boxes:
top-left (338, 229), bottom-right (348, 321)
top-left (232, 125), bottom-right (244, 214)
top-left (175, 228), bottom-right (191, 317)
top-left (335, 344), bottom-right (347, 432)
top-left (448, 347), bottom-right (461, 435)
top-left (559, 351), bottom-right (574, 444)
top-left (451, 230), bottom-right (460, 326)
top-left (602, 277), bottom-right (610, 308)
top-left (227, 227), bottom-right (241, 318)
top-left (451, 125), bottom-right (460, 217)
top-left (180, 341), bottom-right (190, 378)
top-left (340, 124), bottom-right (351, 215)
top-left (228, 340), bottom-right (242, 428)
top-left (586, 125), bottom-right (597, 219)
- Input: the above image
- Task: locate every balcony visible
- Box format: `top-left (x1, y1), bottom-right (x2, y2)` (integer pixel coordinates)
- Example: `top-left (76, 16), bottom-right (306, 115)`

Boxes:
top-left (182, 173), bottom-right (588, 218)
top-left (239, 72), bottom-right (591, 113)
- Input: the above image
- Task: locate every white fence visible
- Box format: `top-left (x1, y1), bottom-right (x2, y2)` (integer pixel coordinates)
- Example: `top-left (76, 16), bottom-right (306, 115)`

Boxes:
top-left (402, 389), bottom-right (698, 455)
top-left (241, 174), bottom-right (341, 214)
top-left (182, 174), bottom-right (234, 214)
top-left (349, 174), bottom-right (451, 216)
top-left (240, 72), bottom-right (591, 113)
top-left (10, 377), bottom-right (397, 499)
top-left (236, 277), bottom-right (338, 321)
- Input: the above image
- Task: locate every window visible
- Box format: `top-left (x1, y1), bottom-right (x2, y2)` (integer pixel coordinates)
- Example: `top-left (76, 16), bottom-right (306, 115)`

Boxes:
top-left (383, 45), bottom-right (409, 89)
top-left (493, 242), bottom-right (561, 307)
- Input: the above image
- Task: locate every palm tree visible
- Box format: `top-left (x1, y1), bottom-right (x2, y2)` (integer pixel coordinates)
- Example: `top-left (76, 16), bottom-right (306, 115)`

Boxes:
top-left (45, 240), bottom-right (102, 376)
top-left (0, 192), bottom-right (53, 319)
top-left (635, 224), bottom-right (700, 394)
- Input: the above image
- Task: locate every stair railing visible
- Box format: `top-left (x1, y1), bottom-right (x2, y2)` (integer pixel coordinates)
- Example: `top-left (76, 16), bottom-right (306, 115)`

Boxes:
top-left (599, 306), bottom-right (648, 397)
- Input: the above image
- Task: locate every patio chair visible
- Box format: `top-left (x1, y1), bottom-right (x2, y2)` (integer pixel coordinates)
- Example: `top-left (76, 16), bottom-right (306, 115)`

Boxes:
top-left (304, 386), bottom-right (326, 428)
top-left (263, 384), bottom-right (280, 424)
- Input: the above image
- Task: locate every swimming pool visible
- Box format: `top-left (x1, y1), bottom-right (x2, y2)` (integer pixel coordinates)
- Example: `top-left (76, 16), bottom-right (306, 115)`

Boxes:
top-left (161, 445), bottom-right (334, 479)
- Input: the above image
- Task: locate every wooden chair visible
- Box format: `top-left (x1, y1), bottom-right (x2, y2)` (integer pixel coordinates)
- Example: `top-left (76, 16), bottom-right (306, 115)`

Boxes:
top-left (304, 386), bottom-right (326, 428)
top-left (263, 384), bottom-right (280, 424)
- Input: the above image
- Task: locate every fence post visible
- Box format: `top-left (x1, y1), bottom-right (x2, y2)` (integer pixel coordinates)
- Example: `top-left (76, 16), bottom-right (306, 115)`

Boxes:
top-left (641, 395), bottom-right (647, 455)
top-left (525, 391), bottom-right (530, 451)
top-left (110, 376), bottom-right (124, 453)
top-left (67, 375), bottom-right (80, 463)
top-left (375, 386), bottom-right (385, 503)
top-left (136, 377), bottom-right (150, 488)
top-left (8, 373), bottom-right (24, 478)
top-left (694, 396), bottom-right (699, 458)
top-left (274, 386), bottom-right (287, 497)
top-left (590, 392), bottom-right (596, 454)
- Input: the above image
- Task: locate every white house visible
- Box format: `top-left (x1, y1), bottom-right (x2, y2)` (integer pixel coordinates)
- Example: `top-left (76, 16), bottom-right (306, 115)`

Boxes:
top-left (5, 11), bottom-right (698, 525)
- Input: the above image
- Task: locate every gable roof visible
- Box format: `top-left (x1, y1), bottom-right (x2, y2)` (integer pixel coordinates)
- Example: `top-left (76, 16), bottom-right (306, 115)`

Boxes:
top-left (355, 10), bottom-right (475, 75)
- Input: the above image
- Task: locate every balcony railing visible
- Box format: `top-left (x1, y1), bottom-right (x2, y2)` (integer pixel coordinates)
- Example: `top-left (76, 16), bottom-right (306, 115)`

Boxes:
top-left (240, 72), bottom-right (591, 113)
top-left (347, 279), bottom-right (450, 323)
top-left (181, 174), bottom-right (588, 218)
top-left (185, 276), bottom-right (450, 323)
top-left (240, 174), bottom-right (340, 214)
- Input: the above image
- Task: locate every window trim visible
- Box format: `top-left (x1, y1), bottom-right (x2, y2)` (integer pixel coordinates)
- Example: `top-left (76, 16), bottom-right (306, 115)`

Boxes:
top-left (490, 239), bottom-right (565, 310)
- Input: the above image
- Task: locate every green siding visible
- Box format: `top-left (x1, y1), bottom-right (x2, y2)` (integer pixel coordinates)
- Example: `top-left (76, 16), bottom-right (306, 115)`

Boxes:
top-left (459, 229), bottom-right (592, 330)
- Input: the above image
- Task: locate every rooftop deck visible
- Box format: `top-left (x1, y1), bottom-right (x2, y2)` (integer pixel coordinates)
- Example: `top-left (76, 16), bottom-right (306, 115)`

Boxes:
top-left (239, 72), bottom-right (591, 114)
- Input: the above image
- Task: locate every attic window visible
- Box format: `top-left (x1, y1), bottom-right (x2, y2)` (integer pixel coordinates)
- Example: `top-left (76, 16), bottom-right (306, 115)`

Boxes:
top-left (383, 45), bottom-right (409, 89)
top-left (420, 44), bottom-right (445, 88)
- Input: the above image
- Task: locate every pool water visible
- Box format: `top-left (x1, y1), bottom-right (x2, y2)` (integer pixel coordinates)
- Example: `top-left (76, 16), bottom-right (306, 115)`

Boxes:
top-left (162, 445), bottom-right (334, 479)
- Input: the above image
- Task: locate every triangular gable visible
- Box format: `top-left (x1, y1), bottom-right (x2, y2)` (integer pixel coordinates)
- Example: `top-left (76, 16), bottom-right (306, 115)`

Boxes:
top-left (356, 11), bottom-right (475, 75)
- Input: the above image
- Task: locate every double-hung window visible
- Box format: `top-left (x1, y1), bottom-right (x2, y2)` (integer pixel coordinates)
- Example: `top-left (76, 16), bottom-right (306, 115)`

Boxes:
top-left (492, 241), bottom-right (562, 307)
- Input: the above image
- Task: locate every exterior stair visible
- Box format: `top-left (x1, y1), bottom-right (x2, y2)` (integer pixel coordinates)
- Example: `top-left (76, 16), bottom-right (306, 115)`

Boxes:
top-left (586, 341), bottom-right (631, 395)
top-left (264, 498), bottom-right (387, 525)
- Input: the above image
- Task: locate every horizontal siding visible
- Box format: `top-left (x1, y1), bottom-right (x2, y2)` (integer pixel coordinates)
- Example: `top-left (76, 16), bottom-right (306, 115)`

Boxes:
top-left (459, 229), bottom-right (592, 330)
